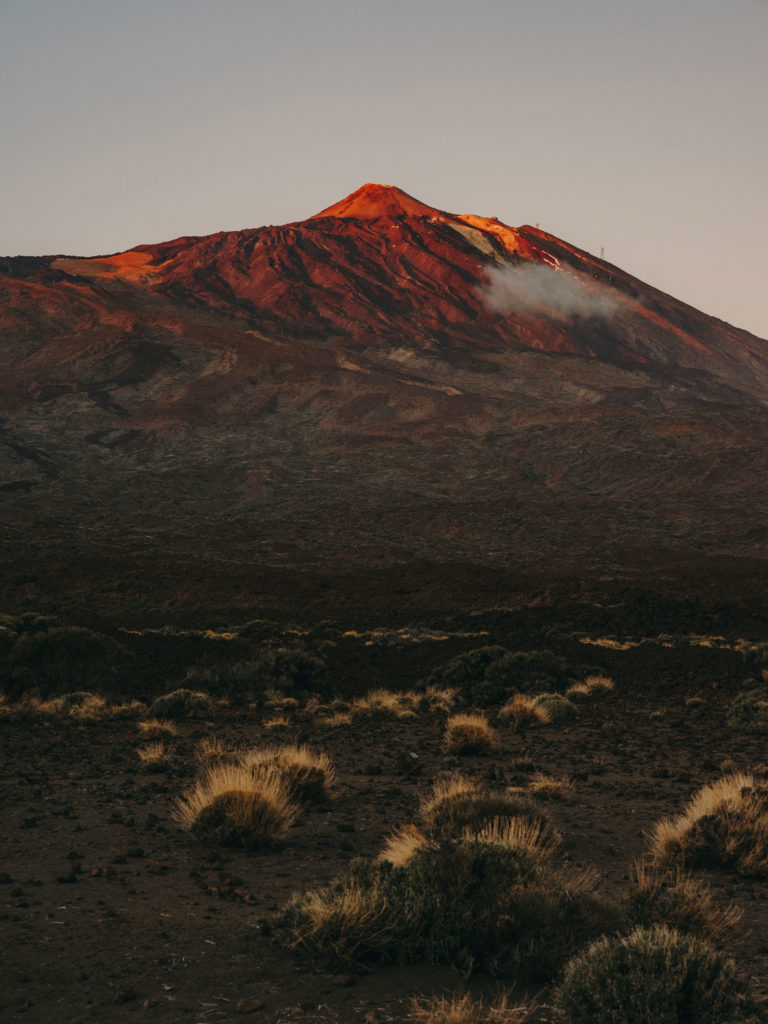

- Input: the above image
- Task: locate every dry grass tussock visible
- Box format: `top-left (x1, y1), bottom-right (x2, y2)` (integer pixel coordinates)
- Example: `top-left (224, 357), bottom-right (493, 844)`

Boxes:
top-left (419, 775), bottom-right (547, 840)
top-left (628, 861), bottom-right (742, 944)
top-left (498, 694), bottom-right (551, 730)
top-left (648, 772), bottom-right (768, 877)
top-left (137, 742), bottom-right (171, 771)
top-left (138, 718), bottom-right (178, 738)
top-left (443, 713), bottom-right (496, 755)
top-left (195, 736), bottom-right (232, 767)
top-left (240, 744), bottom-right (335, 802)
top-left (350, 688), bottom-right (420, 718)
top-left (174, 763), bottom-right (299, 849)
top-left (380, 825), bottom-right (431, 867)
top-left (408, 991), bottom-right (530, 1024)
top-left (8, 694), bottom-right (146, 721)
top-left (528, 772), bottom-right (572, 800)
top-left (566, 675), bottom-right (614, 699)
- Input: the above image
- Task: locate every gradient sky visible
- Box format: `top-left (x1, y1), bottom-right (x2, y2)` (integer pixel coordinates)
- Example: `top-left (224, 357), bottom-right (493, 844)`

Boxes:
top-left (2, 0), bottom-right (766, 338)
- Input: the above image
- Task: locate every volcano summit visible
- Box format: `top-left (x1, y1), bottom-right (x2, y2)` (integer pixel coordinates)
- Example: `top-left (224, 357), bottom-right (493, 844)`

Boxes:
top-left (2, 184), bottom-right (768, 622)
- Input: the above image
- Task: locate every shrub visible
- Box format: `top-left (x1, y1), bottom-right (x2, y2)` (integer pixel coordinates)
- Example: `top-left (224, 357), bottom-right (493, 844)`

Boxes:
top-left (138, 718), bottom-right (178, 738)
top-left (174, 764), bottom-right (299, 849)
top-left (6, 626), bottom-right (121, 697)
top-left (137, 742), bottom-right (171, 772)
top-left (648, 773), bottom-right (768, 877)
top-left (276, 820), bottom-right (606, 978)
top-left (252, 647), bottom-right (326, 696)
top-left (443, 713), bottom-right (496, 755)
top-left (530, 692), bottom-right (577, 722)
top-left (627, 862), bottom-right (742, 944)
top-left (566, 675), bottom-right (615, 700)
top-left (425, 647), bottom-right (575, 708)
top-left (408, 991), bottom-right (529, 1024)
top-left (726, 691), bottom-right (768, 734)
top-left (419, 775), bottom-right (545, 840)
top-left (149, 688), bottom-right (216, 719)
top-left (555, 925), bottom-right (759, 1024)
top-left (240, 745), bottom-right (335, 802)
top-left (498, 694), bottom-right (551, 730)
top-left (528, 773), bottom-right (571, 800)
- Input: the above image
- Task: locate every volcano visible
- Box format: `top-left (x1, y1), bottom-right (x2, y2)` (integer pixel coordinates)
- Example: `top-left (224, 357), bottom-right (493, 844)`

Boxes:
top-left (2, 184), bottom-right (768, 622)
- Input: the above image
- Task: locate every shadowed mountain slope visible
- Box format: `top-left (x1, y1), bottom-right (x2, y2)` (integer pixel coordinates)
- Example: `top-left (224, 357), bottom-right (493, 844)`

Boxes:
top-left (2, 184), bottom-right (767, 622)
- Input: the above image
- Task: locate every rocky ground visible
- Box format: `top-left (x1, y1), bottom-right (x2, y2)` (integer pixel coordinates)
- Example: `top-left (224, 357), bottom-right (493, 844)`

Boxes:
top-left (1, 622), bottom-right (767, 1023)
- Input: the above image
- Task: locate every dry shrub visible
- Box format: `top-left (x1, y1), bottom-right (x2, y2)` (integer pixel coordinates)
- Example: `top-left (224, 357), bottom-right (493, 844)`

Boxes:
top-left (240, 745), bottom-right (335, 803)
top-left (138, 718), bottom-right (178, 738)
top-left (555, 925), bottom-right (759, 1024)
top-left (531, 692), bottom-right (577, 722)
top-left (174, 763), bottom-right (299, 849)
top-left (380, 825), bottom-right (431, 867)
top-left (149, 688), bottom-right (216, 719)
top-left (443, 713), bottom-right (496, 755)
top-left (137, 742), bottom-right (171, 772)
top-left (195, 736), bottom-right (232, 767)
top-left (408, 991), bottom-right (529, 1024)
top-left (648, 772), bottom-right (768, 877)
top-left (321, 711), bottom-right (353, 728)
top-left (627, 861), bottom-right (742, 944)
top-left (726, 691), bottom-right (768, 734)
top-left (566, 675), bottom-right (614, 700)
top-left (351, 688), bottom-right (420, 719)
top-left (419, 775), bottom-right (546, 840)
top-left (528, 773), bottom-right (571, 800)
top-left (498, 694), bottom-right (551, 730)
top-left (276, 817), bottom-right (607, 978)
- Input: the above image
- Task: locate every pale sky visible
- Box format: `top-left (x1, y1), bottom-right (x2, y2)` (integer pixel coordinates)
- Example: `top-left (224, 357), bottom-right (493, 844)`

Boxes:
top-left (2, 0), bottom-right (766, 338)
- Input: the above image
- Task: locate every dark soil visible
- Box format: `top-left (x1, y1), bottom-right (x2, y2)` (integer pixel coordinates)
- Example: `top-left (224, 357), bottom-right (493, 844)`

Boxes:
top-left (1, 624), bottom-right (767, 1023)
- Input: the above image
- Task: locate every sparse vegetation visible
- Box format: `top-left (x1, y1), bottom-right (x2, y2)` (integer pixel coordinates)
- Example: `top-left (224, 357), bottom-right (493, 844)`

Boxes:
top-left (138, 718), bottom-right (178, 738)
top-left (498, 694), bottom-right (551, 730)
top-left (528, 772), bottom-right (571, 800)
top-left (149, 688), bottom-right (217, 719)
top-left (555, 925), bottom-right (759, 1024)
top-left (137, 742), bottom-right (171, 772)
top-left (443, 713), bottom-right (496, 754)
top-left (419, 775), bottom-right (545, 840)
top-left (240, 745), bottom-right (335, 803)
top-left (648, 772), bottom-right (768, 877)
top-left (277, 819), bottom-right (606, 977)
top-left (174, 763), bottom-right (299, 849)
top-left (627, 861), bottom-right (742, 944)
top-left (408, 991), bottom-right (529, 1024)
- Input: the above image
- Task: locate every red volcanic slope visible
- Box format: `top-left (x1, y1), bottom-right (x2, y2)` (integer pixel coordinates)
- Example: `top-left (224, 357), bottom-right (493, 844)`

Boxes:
top-left (2, 183), bottom-right (768, 620)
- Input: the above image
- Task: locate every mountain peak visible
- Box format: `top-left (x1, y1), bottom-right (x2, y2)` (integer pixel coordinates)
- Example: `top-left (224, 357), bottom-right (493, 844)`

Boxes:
top-left (309, 182), bottom-right (447, 221)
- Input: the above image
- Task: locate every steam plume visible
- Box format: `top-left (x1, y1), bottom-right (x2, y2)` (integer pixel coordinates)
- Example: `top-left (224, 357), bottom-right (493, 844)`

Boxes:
top-left (481, 260), bottom-right (618, 320)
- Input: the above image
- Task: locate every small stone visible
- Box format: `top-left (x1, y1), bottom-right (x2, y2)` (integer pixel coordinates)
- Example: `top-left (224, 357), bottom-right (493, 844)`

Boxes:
top-left (331, 973), bottom-right (355, 987)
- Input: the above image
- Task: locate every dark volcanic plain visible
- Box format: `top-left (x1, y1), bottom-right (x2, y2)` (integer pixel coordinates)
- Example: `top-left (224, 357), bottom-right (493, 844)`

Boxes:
top-left (2, 184), bottom-right (768, 1022)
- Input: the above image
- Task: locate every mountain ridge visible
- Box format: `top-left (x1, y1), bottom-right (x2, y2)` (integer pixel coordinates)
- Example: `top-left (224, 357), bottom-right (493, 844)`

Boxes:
top-left (1, 184), bottom-right (767, 621)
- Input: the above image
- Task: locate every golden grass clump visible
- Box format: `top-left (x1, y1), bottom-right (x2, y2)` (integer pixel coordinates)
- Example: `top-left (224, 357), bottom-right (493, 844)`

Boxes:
top-left (443, 713), bottom-right (496, 755)
top-left (380, 825), bottom-right (431, 867)
top-left (137, 742), bottom-right (171, 772)
top-left (528, 772), bottom-right (572, 800)
top-left (498, 694), bottom-right (551, 730)
top-left (628, 861), bottom-right (742, 944)
top-left (419, 775), bottom-right (546, 840)
top-left (138, 718), bottom-right (178, 738)
top-left (195, 736), bottom-right (231, 767)
top-left (240, 744), bottom-right (335, 803)
top-left (350, 688), bottom-right (420, 719)
top-left (321, 711), bottom-right (353, 728)
top-left (408, 991), bottom-right (529, 1024)
top-left (648, 772), bottom-right (768, 877)
top-left (174, 763), bottom-right (299, 849)
top-left (566, 675), bottom-right (615, 700)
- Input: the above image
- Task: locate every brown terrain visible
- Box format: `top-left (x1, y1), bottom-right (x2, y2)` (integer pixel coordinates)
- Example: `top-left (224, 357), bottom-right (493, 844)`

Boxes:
top-left (2, 185), bottom-right (768, 1022)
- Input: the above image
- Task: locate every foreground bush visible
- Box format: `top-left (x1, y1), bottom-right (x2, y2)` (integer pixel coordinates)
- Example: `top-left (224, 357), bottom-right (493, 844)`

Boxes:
top-left (240, 745), bottom-right (335, 802)
top-left (408, 991), bottom-right (529, 1024)
top-left (174, 764), bottom-right (299, 848)
top-left (149, 688), bottom-right (217, 719)
top-left (649, 772), bottom-right (768, 877)
top-left (627, 862), bottom-right (742, 943)
top-left (443, 713), bottom-right (496, 755)
top-left (726, 691), bottom-right (768, 734)
top-left (419, 775), bottom-right (546, 840)
top-left (556, 925), bottom-right (759, 1024)
top-left (276, 820), bottom-right (606, 978)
